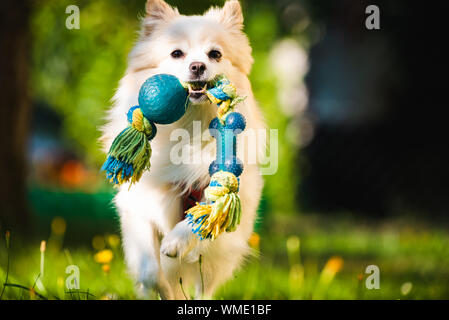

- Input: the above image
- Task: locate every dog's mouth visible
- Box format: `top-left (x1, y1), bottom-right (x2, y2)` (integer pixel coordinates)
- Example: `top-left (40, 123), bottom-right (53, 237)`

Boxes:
top-left (186, 80), bottom-right (214, 102)
top-left (188, 81), bottom-right (207, 100)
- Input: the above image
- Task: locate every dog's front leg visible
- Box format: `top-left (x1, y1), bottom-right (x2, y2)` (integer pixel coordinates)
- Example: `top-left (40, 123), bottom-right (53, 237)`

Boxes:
top-left (120, 209), bottom-right (174, 299)
top-left (160, 218), bottom-right (201, 262)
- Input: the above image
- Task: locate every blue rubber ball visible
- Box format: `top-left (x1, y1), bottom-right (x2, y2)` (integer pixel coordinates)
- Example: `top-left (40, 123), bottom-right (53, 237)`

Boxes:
top-left (208, 117), bottom-right (222, 137)
top-left (225, 112), bottom-right (246, 132)
top-left (138, 74), bottom-right (189, 124)
top-left (224, 156), bottom-right (244, 177)
top-left (209, 160), bottom-right (220, 176)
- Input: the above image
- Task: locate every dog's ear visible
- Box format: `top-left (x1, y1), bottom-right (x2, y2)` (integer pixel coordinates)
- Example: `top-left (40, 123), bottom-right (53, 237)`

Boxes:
top-left (143, 0), bottom-right (179, 35)
top-left (219, 0), bottom-right (244, 30)
top-left (206, 1), bottom-right (252, 75)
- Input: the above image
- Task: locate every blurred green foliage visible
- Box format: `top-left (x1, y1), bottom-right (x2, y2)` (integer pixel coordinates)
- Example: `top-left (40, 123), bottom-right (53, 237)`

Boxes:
top-left (31, 0), bottom-right (141, 165)
top-left (31, 0), bottom-right (312, 213)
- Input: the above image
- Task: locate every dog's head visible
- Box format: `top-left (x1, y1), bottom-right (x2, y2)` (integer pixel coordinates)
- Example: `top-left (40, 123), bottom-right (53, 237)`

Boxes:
top-left (129, 0), bottom-right (253, 104)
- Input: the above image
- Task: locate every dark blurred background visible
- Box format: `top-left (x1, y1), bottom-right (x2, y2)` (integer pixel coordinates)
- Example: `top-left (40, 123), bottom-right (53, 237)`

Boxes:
top-left (1, 0), bottom-right (448, 238)
top-left (301, 1), bottom-right (449, 217)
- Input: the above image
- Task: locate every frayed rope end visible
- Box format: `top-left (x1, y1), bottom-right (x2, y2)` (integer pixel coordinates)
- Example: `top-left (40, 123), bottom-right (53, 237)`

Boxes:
top-left (101, 108), bottom-right (154, 186)
top-left (101, 155), bottom-right (135, 186)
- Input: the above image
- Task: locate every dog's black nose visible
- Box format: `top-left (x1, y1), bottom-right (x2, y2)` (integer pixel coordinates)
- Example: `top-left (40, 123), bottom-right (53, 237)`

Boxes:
top-left (189, 62), bottom-right (206, 77)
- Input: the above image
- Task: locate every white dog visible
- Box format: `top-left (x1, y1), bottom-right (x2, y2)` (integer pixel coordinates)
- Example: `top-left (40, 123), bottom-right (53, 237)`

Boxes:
top-left (101, 0), bottom-right (265, 299)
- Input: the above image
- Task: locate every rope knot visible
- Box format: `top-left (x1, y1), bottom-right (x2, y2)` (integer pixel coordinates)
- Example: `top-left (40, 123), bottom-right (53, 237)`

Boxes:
top-left (186, 170), bottom-right (241, 240)
top-left (209, 171), bottom-right (239, 193)
top-left (205, 76), bottom-right (246, 122)
top-left (131, 107), bottom-right (154, 138)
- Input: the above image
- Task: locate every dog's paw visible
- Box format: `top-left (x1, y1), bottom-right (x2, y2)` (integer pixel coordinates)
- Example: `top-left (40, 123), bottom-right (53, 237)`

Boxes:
top-left (160, 236), bottom-right (188, 258)
top-left (161, 220), bottom-right (198, 259)
top-left (184, 245), bottom-right (201, 263)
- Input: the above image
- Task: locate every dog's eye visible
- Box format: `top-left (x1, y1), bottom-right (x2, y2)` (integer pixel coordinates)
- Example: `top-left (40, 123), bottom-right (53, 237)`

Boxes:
top-left (208, 50), bottom-right (222, 60)
top-left (171, 50), bottom-right (184, 59)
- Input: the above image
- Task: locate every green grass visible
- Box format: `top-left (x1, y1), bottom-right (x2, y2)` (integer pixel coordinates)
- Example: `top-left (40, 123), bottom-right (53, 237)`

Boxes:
top-left (1, 212), bottom-right (449, 300)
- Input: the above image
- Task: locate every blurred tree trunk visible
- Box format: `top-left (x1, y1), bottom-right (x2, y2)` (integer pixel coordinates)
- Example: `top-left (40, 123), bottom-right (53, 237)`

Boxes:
top-left (0, 0), bottom-right (32, 233)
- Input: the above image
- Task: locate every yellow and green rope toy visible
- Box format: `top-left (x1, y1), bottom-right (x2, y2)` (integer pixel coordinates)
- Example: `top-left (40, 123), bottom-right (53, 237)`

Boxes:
top-left (186, 76), bottom-right (246, 240)
top-left (102, 74), bottom-right (246, 241)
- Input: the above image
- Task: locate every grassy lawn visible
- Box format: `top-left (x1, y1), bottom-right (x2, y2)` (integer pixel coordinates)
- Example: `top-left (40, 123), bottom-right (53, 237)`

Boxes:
top-left (1, 210), bottom-right (449, 300)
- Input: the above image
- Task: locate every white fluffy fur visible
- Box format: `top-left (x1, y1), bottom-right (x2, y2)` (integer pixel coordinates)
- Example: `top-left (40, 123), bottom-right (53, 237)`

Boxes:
top-left (100, 0), bottom-right (266, 299)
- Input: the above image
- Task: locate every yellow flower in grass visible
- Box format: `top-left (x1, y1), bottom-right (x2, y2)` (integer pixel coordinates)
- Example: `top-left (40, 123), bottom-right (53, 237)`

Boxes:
top-left (102, 264), bottom-right (111, 274)
top-left (248, 233), bottom-right (260, 249)
top-left (94, 249), bottom-right (114, 264)
top-left (319, 256), bottom-right (344, 286)
top-left (107, 234), bottom-right (120, 248)
top-left (324, 256), bottom-right (344, 274)
top-left (313, 256), bottom-right (344, 299)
